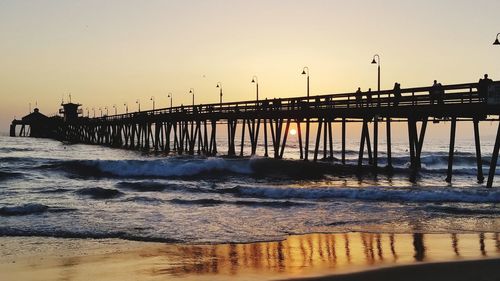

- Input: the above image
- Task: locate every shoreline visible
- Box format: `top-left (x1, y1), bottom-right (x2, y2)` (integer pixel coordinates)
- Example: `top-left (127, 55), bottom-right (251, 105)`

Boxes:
top-left (1, 232), bottom-right (499, 281)
top-left (283, 258), bottom-right (500, 281)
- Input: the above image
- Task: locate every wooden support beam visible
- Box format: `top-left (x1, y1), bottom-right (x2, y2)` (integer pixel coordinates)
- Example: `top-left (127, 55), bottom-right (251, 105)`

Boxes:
top-left (473, 119), bottom-right (484, 183)
top-left (296, 119), bottom-right (303, 159)
top-left (407, 118), bottom-right (416, 169)
top-left (386, 117), bottom-right (392, 168)
top-left (486, 120), bottom-right (500, 188)
top-left (263, 118), bottom-right (269, 157)
top-left (305, 118), bottom-right (310, 161)
top-left (328, 120), bottom-right (333, 160)
top-left (279, 119), bottom-right (291, 159)
top-left (323, 118), bottom-right (328, 159)
top-left (314, 118), bottom-right (323, 161)
top-left (358, 119), bottom-right (367, 167)
top-left (416, 118), bottom-right (428, 168)
top-left (240, 119), bottom-right (246, 156)
top-left (342, 118), bottom-right (346, 165)
top-left (365, 120), bottom-right (373, 165)
top-left (445, 117), bottom-right (457, 183)
top-left (373, 116), bottom-right (378, 168)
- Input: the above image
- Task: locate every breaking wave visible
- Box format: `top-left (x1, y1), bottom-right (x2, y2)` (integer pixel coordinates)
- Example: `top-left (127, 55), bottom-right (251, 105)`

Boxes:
top-left (168, 198), bottom-right (311, 208)
top-left (229, 185), bottom-right (500, 203)
top-left (76, 187), bottom-right (123, 199)
top-left (0, 203), bottom-right (74, 216)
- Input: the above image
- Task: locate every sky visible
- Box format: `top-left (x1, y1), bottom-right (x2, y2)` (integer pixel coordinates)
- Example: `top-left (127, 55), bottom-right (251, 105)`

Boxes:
top-left (0, 0), bottom-right (499, 138)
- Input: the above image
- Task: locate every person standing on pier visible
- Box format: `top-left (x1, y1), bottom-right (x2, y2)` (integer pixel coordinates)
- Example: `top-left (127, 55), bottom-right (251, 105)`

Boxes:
top-left (366, 88), bottom-right (373, 107)
top-left (393, 83), bottom-right (402, 106)
top-left (477, 74), bottom-right (492, 102)
top-left (355, 87), bottom-right (362, 107)
top-left (430, 80), bottom-right (443, 105)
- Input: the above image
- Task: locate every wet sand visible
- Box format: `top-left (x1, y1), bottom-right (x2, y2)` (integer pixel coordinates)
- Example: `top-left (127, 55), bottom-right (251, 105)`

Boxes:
top-left (1, 232), bottom-right (499, 281)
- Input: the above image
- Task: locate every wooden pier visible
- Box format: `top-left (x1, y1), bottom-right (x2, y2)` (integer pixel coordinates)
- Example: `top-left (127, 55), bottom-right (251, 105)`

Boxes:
top-left (10, 81), bottom-right (500, 187)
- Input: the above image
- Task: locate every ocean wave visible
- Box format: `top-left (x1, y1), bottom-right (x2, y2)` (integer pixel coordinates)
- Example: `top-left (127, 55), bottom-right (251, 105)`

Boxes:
top-left (47, 158), bottom-right (253, 178)
top-left (168, 198), bottom-right (311, 208)
top-left (423, 205), bottom-right (500, 215)
top-left (124, 196), bottom-right (165, 204)
top-left (37, 188), bottom-right (72, 194)
top-left (116, 181), bottom-right (174, 192)
top-left (0, 227), bottom-right (179, 243)
top-left (229, 185), bottom-right (500, 203)
top-left (76, 187), bottom-right (123, 199)
top-left (0, 147), bottom-right (33, 153)
top-left (0, 203), bottom-right (74, 216)
top-left (0, 170), bottom-right (24, 181)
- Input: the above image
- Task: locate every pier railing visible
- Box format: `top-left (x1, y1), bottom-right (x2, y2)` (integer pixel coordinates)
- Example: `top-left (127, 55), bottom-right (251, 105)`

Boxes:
top-left (94, 82), bottom-right (487, 121)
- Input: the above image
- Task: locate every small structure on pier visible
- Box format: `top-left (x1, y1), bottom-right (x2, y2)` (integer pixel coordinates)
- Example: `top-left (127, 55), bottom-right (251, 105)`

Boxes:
top-left (10, 108), bottom-right (51, 138)
top-left (59, 102), bottom-right (82, 122)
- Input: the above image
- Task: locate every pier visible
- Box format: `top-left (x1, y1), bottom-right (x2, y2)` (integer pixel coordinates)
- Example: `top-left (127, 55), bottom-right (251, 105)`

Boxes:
top-left (10, 81), bottom-right (500, 188)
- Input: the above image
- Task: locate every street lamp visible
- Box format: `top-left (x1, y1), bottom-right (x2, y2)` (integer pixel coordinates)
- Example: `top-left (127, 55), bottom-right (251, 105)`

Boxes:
top-left (124, 103), bottom-right (128, 114)
top-left (113, 104), bottom-right (117, 115)
top-left (494, 33), bottom-right (500, 45)
top-left (136, 100), bottom-right (141, 112)
top-left (189, 88), bottom-right (194, 107)
top-left (371, 54), bottom-right (381, 104)
top-left (301, 67), bottom-right (310, 98)
top-left (104, 106), bottom-right (109, 116)
top-left (150, 96), bottom-right (155, 110)
top-left (92, 108), bottom-right (96, 118)
top-left (168, 93), bottom-right (173, 108)
top-left (216, 82), bottom-right (223, 105)
top-left (99, 107), bottom-right (103, 117)
top-left (251, 76), bottom-right (259, 101)
top-left (86, 107), bottom-right (89, 117)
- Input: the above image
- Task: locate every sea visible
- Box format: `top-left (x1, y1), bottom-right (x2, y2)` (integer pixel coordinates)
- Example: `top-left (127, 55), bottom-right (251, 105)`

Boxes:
top-left (1, 131), bottom-right (500, 245)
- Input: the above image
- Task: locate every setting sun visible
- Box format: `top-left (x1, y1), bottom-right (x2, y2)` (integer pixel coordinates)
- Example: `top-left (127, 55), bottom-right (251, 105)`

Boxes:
top-left (289, 128), bottom-right (297, 136)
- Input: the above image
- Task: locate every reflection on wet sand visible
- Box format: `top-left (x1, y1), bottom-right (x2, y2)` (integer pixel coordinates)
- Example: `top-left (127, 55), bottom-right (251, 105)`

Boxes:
top-left (2, 232), bottom-right (500, 281)
top-left (146, 232), bottom-right (500, 279)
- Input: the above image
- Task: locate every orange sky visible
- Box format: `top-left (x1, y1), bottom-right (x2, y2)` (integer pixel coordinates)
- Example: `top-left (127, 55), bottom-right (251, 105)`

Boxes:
top-left (1, 0), bottom-right (499, 138)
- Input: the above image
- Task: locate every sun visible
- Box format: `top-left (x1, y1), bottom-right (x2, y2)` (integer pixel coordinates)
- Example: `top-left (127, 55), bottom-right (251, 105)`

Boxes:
top-left (289, 128), bottom-right (297, 136)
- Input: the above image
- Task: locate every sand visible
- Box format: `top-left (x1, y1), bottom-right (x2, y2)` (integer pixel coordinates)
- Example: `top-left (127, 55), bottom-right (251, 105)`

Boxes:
top-left (1, 232), bottom-right (499, 281)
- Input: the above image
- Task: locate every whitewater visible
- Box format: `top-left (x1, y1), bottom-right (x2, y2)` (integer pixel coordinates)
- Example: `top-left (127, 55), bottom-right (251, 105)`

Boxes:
top-left (1, 134), bottom-right (499, 244)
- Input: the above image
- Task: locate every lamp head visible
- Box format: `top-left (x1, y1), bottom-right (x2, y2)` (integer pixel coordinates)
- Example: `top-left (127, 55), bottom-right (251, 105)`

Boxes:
top-left (301, 70), bottom-right (306, 75)
top-left (216, 84), bottom-right (219, 88)
top-left (251, 78), bottom-right (255, 83)
top-left (371, 58), bottom-right (377, 64)
top-left (494, 38), bottom-right (500, 45)
top-left (189, 89), bottom-right (193, 93)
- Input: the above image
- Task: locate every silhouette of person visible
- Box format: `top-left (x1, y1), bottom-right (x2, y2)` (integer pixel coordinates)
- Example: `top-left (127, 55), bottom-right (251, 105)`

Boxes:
top-left (430, 80), bottom-right (443, 105)
top-left (355, 87), bottom-right (362, 107)
top-left (477, 74), bottom-right (492, 102)
top-left (393, 83), bottom-right (402, 106)
top-left (366, 88), bottom-right (373, 107)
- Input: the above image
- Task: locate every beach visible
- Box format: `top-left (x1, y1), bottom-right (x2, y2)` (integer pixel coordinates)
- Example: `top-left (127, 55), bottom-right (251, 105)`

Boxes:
top-left (1, 232), bottom-right (499, 281)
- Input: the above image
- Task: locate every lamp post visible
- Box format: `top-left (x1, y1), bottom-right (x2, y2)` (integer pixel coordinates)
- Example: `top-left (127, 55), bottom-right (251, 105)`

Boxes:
top-left (99, 107), bottom-right (103, 117)
top-left (371, 54), bottom-right (381, 104)
top-left (168, 93), bottom-right (173, 108)
top-left (493, 33), bottom-right (500, 45)
top-left (86, 107), bottom-right (89, 117)
top-left (124, 103), bottom-right (128, 114)
top-left (216, 82), bottom-right (223, 105)
top-left (136, 100), bottom-right (141, 112)
top-left (189, 88), bottom-right (194, 107)
top-left (113, 105), bottom-right (117, 115)
top-left (251, 76), bottom-right (259, 101)
top-left (92, 108), bottom-right (96, 118)
top-left (104, 106), bottom-right (109, 116)
top-left (150, 96), bottom-right (155, 110)
top-left (301, 67), bottom-right (310, 98)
